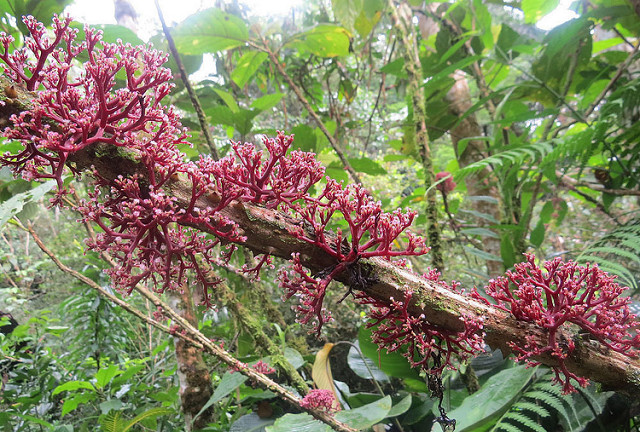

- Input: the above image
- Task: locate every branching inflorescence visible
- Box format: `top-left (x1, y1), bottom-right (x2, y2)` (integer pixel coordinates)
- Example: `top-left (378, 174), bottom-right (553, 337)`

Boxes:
top-left (356, 269), bottom-right (485, 374)
top-left (473, 253), bottom-right (640, 393)
top-left (2, 16), bottom-right (639, 392)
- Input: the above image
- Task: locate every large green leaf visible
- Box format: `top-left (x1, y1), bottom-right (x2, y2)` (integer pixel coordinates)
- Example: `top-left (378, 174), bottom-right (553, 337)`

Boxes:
top-left (266, 396), bottom-right (393, 432)
top-left (348, 157), bottom-right (387, 175)
top-left (347, 342), bottom-right (389, 381)
top-left (232, 51), bottom-right (268, 88)
top-left (334, 395), bottom-right (392, 429)
top-left (52, 380), bottom-right (96, 396)
top-left (193, 371), bottom-right (248, 423)
top-left (521, 0), bottom-right (559, 24)
top-left (266, 413), bottom-right (331, 432)
top-left (61, 393), bottom-right (96, 417)
top-left (171, 8), bottom-right (248, 55)
top-left (358, 324), bottom-right (424, 386)
top-left (288, 25), bottom-right (351, 58)
top-left (444, 365), bottom-right (537, 431)
top-left (0, 180), bottom-right (56, 228)
top-left (95, 364), bottom-right (121, 389)
top-left (251, 93), bottom-right (284, 112)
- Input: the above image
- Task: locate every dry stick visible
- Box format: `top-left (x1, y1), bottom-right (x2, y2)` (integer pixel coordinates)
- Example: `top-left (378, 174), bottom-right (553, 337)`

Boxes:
top-left (154, 0), bottom-right (220, 160)
top-left (250, 38), bottom-right (362, 185)
top-left (20, 219), bottom-right (355, 432)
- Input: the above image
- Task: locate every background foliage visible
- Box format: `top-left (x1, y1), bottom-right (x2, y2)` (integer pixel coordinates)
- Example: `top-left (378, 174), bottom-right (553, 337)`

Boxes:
top-left (1, 0), bottom-right (639, 430)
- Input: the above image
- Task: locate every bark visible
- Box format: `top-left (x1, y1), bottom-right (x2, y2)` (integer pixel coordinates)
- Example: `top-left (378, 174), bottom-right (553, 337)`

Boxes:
top-left (388, 0), bottom-right (445, 271)
top-left (3, 78), bottom-right (640, 397)
top-left (168, 287), bottom-right (214, 430)
top-left (445, 71), bottom-right (503, 276)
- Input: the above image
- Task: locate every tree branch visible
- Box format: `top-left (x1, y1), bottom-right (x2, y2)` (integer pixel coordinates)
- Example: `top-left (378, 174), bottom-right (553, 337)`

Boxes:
top-left (18, 218), bottom-right (355, 432)
top-left (3, 76), bottom-right (640, 397)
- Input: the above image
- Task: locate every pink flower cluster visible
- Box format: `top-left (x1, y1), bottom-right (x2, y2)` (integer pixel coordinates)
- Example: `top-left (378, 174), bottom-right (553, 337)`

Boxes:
top-left (474, 254), bottom-right (640, 393)
top-left (357, 269), bottom-right (485, 373)
top-left (299, 389), bottom-right (340, 412)
top-left (0, 16), bottom-right (426, 322)
top-left (280, 179), bottom-right (427, 332)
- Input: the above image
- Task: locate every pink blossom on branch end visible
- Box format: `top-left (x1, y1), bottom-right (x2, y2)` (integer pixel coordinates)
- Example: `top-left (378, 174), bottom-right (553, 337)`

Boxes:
top-left (473, 253), bottom-right (640, 393)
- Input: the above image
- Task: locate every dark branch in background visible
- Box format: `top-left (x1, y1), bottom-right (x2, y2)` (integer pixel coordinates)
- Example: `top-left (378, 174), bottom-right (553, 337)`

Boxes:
top-left (249, 37), bottom-right (362, 185)
top-left (154, 0), bottom-right (220, 160)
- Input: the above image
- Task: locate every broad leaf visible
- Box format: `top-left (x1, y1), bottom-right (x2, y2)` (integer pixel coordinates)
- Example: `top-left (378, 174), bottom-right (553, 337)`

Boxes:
top-left (444, 364), bottom-right (537, 431)
top-left (171, 8), bottom-right (248, 55)
top-left (288, 25), bottom-right (351, 57)
top-left (232, 51), bottom-right (268, 88)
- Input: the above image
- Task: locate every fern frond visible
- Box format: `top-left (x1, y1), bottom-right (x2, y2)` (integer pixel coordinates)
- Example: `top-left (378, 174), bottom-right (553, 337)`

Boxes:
top-left (494, 422), bottom-right (526, 432)
top-left (512, 401), bottom-right (551, 418)
top-left (456, 142), bottom-right (554, 179)
top-left (100, 411), bottom-right (124, 432)
top-left (121, 407), bottom-right (173, 432)
top-left (503, 411), bottom-right (547, 432)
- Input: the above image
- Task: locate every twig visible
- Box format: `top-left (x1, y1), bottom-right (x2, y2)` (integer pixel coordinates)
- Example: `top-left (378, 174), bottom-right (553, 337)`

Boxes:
top-left (18, 219), bottom-right (355, 432)
top-left (249, 38), bottom-right (361, 184)
top-left (154, 0), bottom-right (220, 160)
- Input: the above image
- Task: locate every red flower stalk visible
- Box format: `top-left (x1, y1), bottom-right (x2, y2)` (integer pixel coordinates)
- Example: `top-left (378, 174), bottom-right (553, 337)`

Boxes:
top-left (474, 253), bottom-right (640, 393)
top-left (357, 269), bottom-right (485, 374)
top-left (280, 179), bottom-right (427, 333)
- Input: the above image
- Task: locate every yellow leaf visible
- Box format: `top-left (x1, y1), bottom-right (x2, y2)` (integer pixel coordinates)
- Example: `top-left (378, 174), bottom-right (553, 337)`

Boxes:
top-left (311, 343), bottom-right (341, 409)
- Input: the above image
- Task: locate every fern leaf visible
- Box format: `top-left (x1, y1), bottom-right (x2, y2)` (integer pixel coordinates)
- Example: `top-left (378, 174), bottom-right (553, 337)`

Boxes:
top-left (522, 390), bottom-right (566, 415)
top-left (100, 411), bottom-right (123, 432)
top-left (494, 422), bottom-right (525, 432)
top-left (512, 401), bottom-right (551, 418)
top-left (503, 411), bottom-right (547, 432)
top-left (121, 407), bottom-right (173, 432)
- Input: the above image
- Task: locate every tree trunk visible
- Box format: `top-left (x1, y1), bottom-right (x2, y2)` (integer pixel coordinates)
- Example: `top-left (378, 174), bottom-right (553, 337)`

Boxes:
top-left (168, 287), bottom-right (214, 431)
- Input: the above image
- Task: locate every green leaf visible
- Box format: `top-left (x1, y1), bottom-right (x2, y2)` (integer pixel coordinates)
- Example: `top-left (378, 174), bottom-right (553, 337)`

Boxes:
top-left (290, 124), bottom-right (317, 152)
top-left (0, 180), bottom-right (56, 228)
top-left (530, 220), bottom-right (545, 248)
top-left (334, 395), bottom-right (392, 429)
top-left (500, 235), bottom-right (516, 269)
top-left (331, 0), bottom-right (363, 30)
top-left (266, 413), bottom-right (331, 432)
top-left (61, 392), bottom-right (95, 417)
top-left (230, 413), bottom-right (275, 432)
top-left (288, 24), bottom-right (351, 58)
top-left (463, 245), bottom-right (502, 262)
top-left (121, 407), bottom-right (173, 432)
top-left (80, 23), bottom-right (143, 45)
top-left (52, 380), bottom-right (96, 396)
top-left (387, 395), bottom-right (412, 417)
top-left (358, 325), bottom-right (424, 386)
top-left (213, 89), bottom-right (239, 112)
top-left (521, 0), bottom-right (560, 24)
top-left (459, 227), bottom-right (499, 238)
top-left (99, 398), bottom-right (123, 414)
top-left (250, 93), bottom-right (284, 112)
top-left (347, 342), bottom-right (389, 381)
top-left (95, 364), bottom-right (121, 389)
top-left (171, 8), bottom-right (248, 55)
top-left (232, 51), bottom-right (268, 88)
top-left (193, 372), bottom-right (248, 423)
top-left (446, 364), bottom-right (537, 431)
top-left (348, 157), bottom-right (386, 175)
top-left (283, 347), bottom-right (305, 370)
